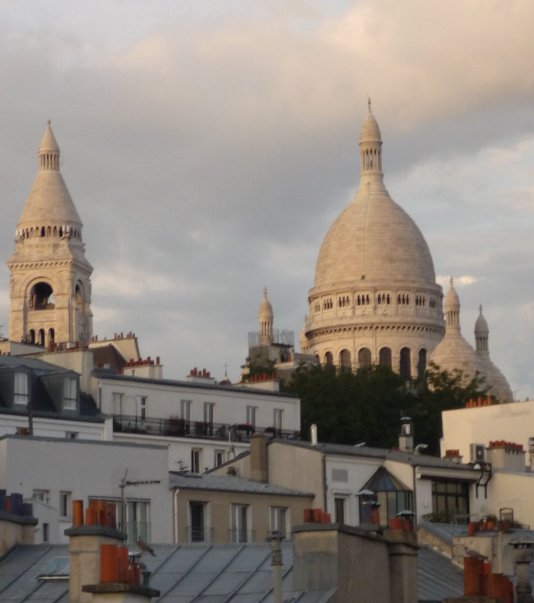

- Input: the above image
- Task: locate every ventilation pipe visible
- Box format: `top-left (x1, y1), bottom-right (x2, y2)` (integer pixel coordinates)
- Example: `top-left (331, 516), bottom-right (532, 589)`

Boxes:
top-left (310, 424), bottom-right (318, 446)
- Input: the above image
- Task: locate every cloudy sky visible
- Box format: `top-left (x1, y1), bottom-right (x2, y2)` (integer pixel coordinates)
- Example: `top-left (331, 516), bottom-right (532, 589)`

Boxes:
top-left (0, 0), bottom-right (533, 397)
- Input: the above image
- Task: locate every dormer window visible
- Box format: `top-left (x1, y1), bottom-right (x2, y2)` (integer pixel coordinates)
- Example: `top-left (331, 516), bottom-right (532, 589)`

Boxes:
top-left (14, 372), bottom-right (29, 405)
top-left (63, 377), bottom-right (78, 410)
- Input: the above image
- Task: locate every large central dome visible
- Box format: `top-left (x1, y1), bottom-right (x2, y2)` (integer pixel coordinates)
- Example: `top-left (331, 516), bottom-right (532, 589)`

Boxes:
top-left (314, 108), bottom-right (435, 291)
top-left (302, 103), bottom-right (444, 378)
top-left (314, 189), bottom-right (436, 290)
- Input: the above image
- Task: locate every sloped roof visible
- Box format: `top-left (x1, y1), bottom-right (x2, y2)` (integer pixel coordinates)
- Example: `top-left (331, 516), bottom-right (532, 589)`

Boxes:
top-left (417, 546), bottom-right (463, 602)
top-left (0, 540), bottom-right (468, 603)
top-left (0, 543), bottom-right (335, 603)
top-left (362, 466), bottom-right (411, 492)
top-left (169, 472), bottom-right (314, 497)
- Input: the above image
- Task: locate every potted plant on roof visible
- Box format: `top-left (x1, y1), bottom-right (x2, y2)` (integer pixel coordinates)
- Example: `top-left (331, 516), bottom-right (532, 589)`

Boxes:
top-left (484, 514), bottom-right (497, 531)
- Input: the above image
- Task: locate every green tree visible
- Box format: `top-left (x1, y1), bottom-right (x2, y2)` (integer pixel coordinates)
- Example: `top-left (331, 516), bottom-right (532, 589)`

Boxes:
top-left (287, 362), bottom-right (487, 455)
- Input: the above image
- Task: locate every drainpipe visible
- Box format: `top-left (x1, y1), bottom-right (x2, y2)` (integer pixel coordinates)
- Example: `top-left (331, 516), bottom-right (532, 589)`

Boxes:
top-left (322, 451), bottom-right (328, 512)
top-left (412, 465), bottom-right (418, 526)
top-left (173, 489), bottom-right (180, 543)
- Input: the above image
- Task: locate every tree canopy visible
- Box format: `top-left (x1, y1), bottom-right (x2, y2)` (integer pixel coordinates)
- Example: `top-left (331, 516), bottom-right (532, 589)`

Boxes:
top-left (285, 362), bottom-right (486, 455)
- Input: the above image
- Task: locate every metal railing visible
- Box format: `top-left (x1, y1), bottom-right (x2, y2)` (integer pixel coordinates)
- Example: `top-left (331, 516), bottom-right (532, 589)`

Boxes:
top-left (112, 414), bottom-right (300, 443)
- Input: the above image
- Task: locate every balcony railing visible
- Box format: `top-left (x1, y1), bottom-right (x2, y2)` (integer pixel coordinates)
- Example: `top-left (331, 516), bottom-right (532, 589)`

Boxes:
top-left (112, 414), bottom-right (300, 443)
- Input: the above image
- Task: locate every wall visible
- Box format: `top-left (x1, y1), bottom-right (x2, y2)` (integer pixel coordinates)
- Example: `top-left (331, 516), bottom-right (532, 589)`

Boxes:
top-left (486, 472), bottom-right (534, 528)
top-left (268, 443), bottom-right (325, 507)
top-left (174, 488), bottom-right (313, 544)
top-left (293, 524), bottom-right (418, 603)
top-left (0, 413), bottom-right (107, 441)
top-left (0, 436), bottom-right (171, 544)
top-left (114, 432), bottom-right (249, 472)
top-left (441, 400), bottom-right (534, 463)
top-left (326, 455), bottom-right (382, 524)
top-left (92, 375), bottom-right (301, 434)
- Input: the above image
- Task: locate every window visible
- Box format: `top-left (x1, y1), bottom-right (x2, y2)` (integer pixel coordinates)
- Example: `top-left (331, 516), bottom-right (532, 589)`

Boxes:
top-left (432, 480), bottom-right (469, 523)
top-left (60, 491), bottom-right (71, 519)
top-left (231, 504), bottom-right (249, 543)
top-left (359, 467), bottom-right (413, 526)
top-left (191, 449), bottom-right (202, 473)
top-left (339, 349), bottom-right (351, 371)
top-left (125, 500), bottom-right (150, 544)
top-left (358, 348), bottom-right (371, 369)
top-left (139, 396), bottom-right (147, 420)
top-left (181, 399), bottom-right (192, 425)
top-left (214, 450), bottom-right (225, 467)
top-left (112, 392), bottom-right (124, 415)
top-left (203, 402), bottom-right (215, 435)
top-left (400, 347), bottom-right (411, 380)
top-left (66, 431), bottom-right (78, 439)
top-left (246, 405), bottom-right (257, 428)
top-left (334, 497), bottom-right (346, 524)
top-left (33, 489), bottom-right (50, 504)
top-left (14, 372), bottom-right (29, 405)
top-left (417, 349), bottom-right (427, 380)
top-left (189, 501), bottom-right (207, 543)
top-left (269, 506), bottom-right (287, 538)
top-left (42, 523), bottom-right (49, 543)
top-left (379, 347), bottom-right (392, 368)
top-left (63, 377), bottom-right (77, 410)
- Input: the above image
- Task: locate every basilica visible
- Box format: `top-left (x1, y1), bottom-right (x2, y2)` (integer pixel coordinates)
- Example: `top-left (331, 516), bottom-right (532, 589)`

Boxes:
top-left (299, 102), bottom-right (512, 402)
top-left (3, 107), bottom-right (513, 402)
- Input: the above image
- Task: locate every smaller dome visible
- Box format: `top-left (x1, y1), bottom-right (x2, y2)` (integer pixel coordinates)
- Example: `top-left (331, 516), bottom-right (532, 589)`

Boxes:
top-left (443, 278), bottom-right (460, 311)
top-left (474, 306), bottom-right (489, 336)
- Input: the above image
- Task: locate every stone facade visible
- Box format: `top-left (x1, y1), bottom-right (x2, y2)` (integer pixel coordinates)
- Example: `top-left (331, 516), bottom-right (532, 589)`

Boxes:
top-left (7, 123), bottom-right (93, 349)
top-left (302, 104), bottom-right (444, 379)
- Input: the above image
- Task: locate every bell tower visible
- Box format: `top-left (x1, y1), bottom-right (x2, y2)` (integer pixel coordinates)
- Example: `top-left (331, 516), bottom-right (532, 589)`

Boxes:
top-left (7, 122), bottom-right (93, 348)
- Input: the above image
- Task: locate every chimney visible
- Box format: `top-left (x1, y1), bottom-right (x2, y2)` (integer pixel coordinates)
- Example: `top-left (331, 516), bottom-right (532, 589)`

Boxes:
top-left (0, 490), bottom-right (37, 555)
top-left (529, 437), bottom-right (534, 471)
top-left (81, 546), bottom-right (160, 602)
top-left (250, 434), bottom-right (269, 483)
top-left (398, 416), bottom-right (414, 452)
top-left (65, 499), bottom-right (127, 603)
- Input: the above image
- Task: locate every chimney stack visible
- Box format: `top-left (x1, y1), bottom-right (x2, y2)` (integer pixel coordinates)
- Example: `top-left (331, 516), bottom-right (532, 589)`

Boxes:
top-left (398, 416), bottom-right (414, 452)
top-left (250, 434), bottom-right (269, 483)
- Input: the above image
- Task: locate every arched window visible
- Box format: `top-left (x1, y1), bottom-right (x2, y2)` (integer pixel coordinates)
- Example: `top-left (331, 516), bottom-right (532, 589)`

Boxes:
top-left (29, 329), bottom-right (35, 344)
top-left (75, 284), bottom-right (84, 306)
top-left (339, 349), bottom-right (351, 371)
top-left (379, 347), bottom-right (392, 368)
top-left (38, 329), bottom-right (45, 346)
top-left (48, 328), bottom-right (55, 345)
top-left (400, 347), bottom-right (411, 380)
top-left (417, 349), bottom-right (427, 380)
top-left (324, 352), bottom-right (334, 366)
top-left (29, 282), bottom-right (55, 310)
top-left (358, 348), bottom-right (371, 369)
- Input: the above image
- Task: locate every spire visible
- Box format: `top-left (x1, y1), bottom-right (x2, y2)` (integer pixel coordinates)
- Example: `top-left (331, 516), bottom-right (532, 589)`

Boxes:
top-left (474, 305), bottom-right (489, 353)
top-left (359, 99), bottom-right (383, 182)
top-left (38, 121), bottom-right (61, 171)
top-left (443, 278), bottom-right (461, 331)
top-left (258, 288), bottom-right (274, 345)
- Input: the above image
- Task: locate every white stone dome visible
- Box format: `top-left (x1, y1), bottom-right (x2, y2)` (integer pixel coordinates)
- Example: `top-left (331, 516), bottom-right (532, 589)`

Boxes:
top-left (313, 190), bottom-right (437, 291)
top-left (303, 104), bottom-right (444, 377)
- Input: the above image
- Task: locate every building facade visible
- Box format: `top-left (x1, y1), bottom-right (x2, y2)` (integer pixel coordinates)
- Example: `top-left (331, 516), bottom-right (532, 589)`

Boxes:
top-left (7, 123), bottom-right (93, 349)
